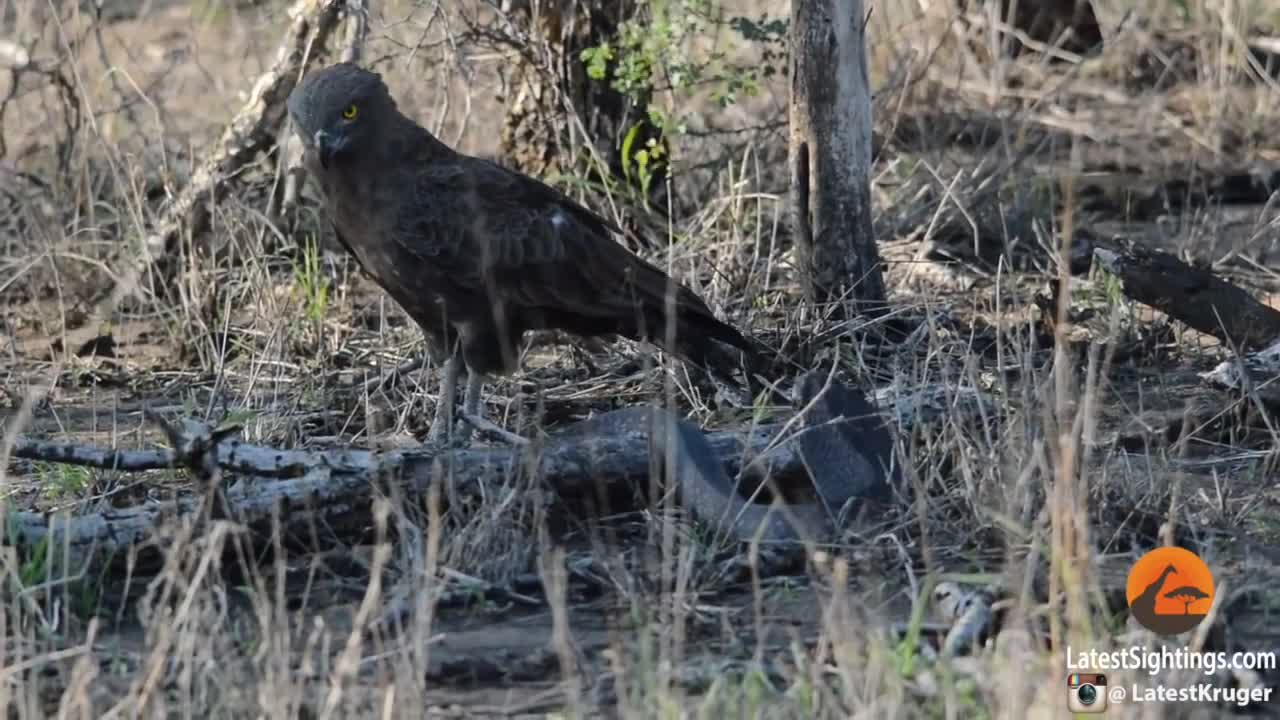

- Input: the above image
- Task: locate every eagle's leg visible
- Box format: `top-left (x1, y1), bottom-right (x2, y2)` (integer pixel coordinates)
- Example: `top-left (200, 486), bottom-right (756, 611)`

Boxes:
top-left (456, 368), bottom-right (484, 444)
top-left (426, 352), bottom-right (462, 444)
top-left (457, 369), bottom-right (532, 445)
top-left (448, 368), bottom-right (486, 443)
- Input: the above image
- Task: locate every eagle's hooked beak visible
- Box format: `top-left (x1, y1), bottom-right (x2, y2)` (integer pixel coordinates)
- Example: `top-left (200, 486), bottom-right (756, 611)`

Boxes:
top-left (315, 129), bottom-right (339, 170)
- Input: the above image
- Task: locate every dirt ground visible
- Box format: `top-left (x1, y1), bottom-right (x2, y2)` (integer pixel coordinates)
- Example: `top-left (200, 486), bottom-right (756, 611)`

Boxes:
top-left (2, 0), bottom-right (1280, 717)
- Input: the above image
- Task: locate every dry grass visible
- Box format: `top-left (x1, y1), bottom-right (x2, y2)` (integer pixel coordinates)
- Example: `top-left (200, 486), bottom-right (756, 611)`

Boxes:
top-left (1, 0), bottom-right (1279, 717)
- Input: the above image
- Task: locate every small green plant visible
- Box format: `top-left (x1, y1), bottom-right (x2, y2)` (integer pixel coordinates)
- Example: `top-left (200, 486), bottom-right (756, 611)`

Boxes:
top-left (1101, 268), bottom-right (1125, 309)
top-left (72, 576), bottom-right (102, 619)
top-left (620, 124), bottom-right (667, 204)
top-left (291, 234), bottom-right (331, 323)
top-left (36, 461), bottom-right (92, 500)
top-left (220, 407), bottom-right (261, 430)
top-left (580, 2), bottom-right (789, 204)
top-left (581, 42), bottom-right (615, 84)
top-left (17, 534), bottom-right (51, 587)
top-left (6, 507), bottom-right (105, 621)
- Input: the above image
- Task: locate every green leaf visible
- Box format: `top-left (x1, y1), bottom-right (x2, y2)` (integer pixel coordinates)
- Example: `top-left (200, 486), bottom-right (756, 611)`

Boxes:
top-left (580, 43), bottom-right (614, 81)
top-left (620, 123), bottom-right (642, 182)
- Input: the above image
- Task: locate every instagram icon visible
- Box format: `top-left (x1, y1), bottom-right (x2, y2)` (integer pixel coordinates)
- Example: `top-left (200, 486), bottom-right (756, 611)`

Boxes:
top-left (1067, 673), bottom-right (1108, 713)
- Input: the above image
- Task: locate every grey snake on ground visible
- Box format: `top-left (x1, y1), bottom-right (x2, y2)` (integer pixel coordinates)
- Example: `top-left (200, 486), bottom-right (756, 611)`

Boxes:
top-left (550, 370), bottom-right (900, 542)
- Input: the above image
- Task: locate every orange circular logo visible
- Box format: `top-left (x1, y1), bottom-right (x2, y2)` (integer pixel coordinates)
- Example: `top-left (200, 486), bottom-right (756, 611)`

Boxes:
top-left (1125, 546), bottom-right (1215, 636)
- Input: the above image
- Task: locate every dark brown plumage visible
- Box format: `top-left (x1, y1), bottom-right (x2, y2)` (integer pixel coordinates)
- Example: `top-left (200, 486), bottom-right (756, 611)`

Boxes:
top-left (287, 63), bottom-right (763, 439)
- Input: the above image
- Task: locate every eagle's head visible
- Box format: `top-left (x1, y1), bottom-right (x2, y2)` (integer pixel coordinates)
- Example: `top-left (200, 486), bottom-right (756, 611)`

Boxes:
top-left (287, 62), bottom-right (396, 170)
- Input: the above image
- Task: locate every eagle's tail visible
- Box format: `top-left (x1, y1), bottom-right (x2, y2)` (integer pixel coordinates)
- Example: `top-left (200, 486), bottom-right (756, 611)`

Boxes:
top-left (622, 260), bottom-right (773, 393)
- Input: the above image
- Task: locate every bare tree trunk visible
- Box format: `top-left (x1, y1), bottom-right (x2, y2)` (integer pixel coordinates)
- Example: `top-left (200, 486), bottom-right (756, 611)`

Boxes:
top-left (789, 0), bottom-right (888, 318)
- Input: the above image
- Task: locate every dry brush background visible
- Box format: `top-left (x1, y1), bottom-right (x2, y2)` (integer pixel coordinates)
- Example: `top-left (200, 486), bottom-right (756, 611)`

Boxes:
top-left (2, 0), bottom-right (1280, 717)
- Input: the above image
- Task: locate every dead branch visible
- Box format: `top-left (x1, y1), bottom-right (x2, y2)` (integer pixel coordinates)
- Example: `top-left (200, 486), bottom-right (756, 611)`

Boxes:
top-left (1094, 240), bottom-right (1280, 352)
top-left (7, 383), bottom-right (988, 567)
top-left (339, 0), bottom-right (368, 63)
top-left (142, 0), bottom-right (351, 274)
top-left (9, 420), bottom-right (778, 565)
top-left (1200, 338), bottom-right (1280, 411)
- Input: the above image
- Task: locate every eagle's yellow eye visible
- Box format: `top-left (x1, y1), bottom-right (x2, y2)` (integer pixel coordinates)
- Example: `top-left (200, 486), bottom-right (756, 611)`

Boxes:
top-left (342, 104), bottom-right (359, 120)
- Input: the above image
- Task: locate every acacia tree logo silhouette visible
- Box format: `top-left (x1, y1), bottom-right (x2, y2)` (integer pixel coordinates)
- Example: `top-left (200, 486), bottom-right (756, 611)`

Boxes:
top-left (1126, 547), bottom-right (1215, 636)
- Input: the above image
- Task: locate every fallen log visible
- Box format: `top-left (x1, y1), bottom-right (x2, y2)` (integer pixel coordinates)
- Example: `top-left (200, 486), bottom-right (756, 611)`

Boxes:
top-left (1093, 240), bottom-right (1280, 352)
top-left (9, 421), bottom-right (774, 557)
top-left (5, 383), bottom-right (988, 567)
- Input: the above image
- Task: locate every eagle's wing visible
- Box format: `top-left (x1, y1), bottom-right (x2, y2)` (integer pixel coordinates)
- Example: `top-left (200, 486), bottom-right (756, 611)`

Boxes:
top-left (393, 158), bottom-right (755, 358)
top-left (330, 222), bottom-right (367, 273)
top-left (476, 162), bottom-right (701, 313)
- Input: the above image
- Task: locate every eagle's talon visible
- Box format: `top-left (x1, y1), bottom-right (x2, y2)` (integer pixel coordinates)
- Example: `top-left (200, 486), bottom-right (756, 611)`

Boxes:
top-left (460, 412), bottom-right (529, 446)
